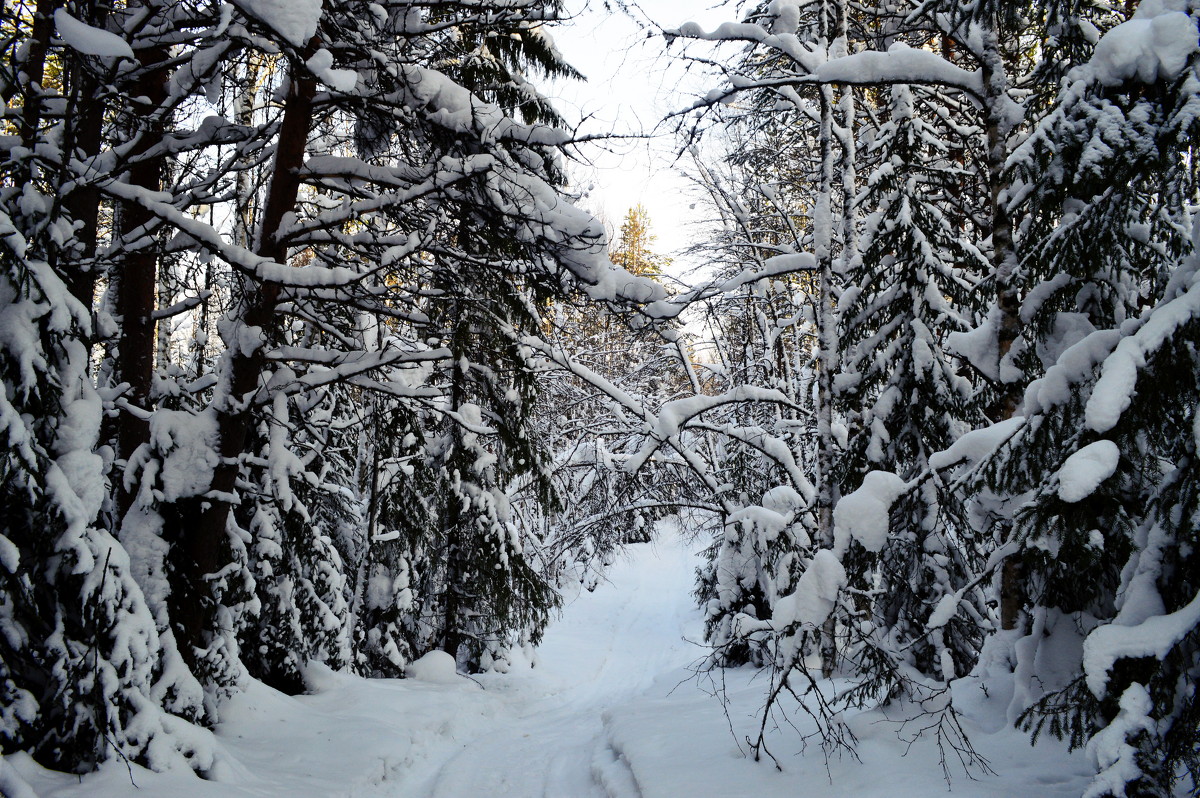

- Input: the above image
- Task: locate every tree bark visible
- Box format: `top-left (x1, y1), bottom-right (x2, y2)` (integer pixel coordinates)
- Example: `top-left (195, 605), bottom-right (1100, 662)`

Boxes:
top-left (162, 59), bottom-right (318, 680)
top-left (18, 0), bottom-right (58, 155)
top-left (62, 25), bottom-right (106, 311)
top-left (978, 19), bottom-right (1026, 632)
top-left (439, 291), bottom-right (469, 665)
top-left (815, 0), bottom-right (842, 679)
top-left (114, 27), bottom-right (170, 516)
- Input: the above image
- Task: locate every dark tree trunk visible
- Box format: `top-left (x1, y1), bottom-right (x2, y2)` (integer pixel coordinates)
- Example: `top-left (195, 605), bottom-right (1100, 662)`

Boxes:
top-left (162, 60), bottom-right (318, 684)
top-left (62, 50), bottom-right (106, 310)
top-left (114, 24), bottom-right (170, 515)
top-left (440, 298), bottom-right (468, 665)
top-left (18, 0), bottom-right (58, 155)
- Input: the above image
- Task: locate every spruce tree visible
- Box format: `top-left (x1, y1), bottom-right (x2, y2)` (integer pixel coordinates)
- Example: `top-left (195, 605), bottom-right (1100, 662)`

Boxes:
top-left (978, 5), bottom-right (1200, 793)
top-left (836, 81), bottom-right (989, 696)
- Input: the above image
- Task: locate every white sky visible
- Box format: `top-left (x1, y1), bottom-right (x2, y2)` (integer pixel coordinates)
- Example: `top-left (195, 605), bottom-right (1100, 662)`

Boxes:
top-left (544, 1), bottom-right (732, 277)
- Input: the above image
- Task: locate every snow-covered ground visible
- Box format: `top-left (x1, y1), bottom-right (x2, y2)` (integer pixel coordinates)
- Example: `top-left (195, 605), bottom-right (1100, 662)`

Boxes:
top-left (9, 521), bottom-right (1092, 797)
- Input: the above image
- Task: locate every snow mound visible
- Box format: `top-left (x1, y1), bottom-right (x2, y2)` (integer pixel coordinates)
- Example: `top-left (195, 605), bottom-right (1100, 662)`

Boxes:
top-left (833, 470), bottom-right (908, 555)
top-left (405, 650), bottom-right (460, 683)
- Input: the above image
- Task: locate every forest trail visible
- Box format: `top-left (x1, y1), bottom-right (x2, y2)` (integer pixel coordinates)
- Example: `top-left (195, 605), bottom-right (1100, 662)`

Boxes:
top-left (15, 519), bottom-right (1094, 798)
top-left (400, 522), bottom-right (704, 798)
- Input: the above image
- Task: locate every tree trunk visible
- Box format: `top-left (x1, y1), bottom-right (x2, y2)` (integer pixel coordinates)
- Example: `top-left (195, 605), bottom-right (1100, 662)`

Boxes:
top-left (162, 58), bottom-right (318, 680)
top-left (114, 17), bottom-right (170, 515)
top-left (979, 19), bottom-right (1026, 631)
top-left (815, 2), bottom-right (841, 678)
top-left (440, 298), bottom-right (469, 665)
top-left (18, 0), bottom-right (58, 156)
top-left (62, 16), bottom-right (106, 311)
top-left (22, 0), bottom-right (104, 310)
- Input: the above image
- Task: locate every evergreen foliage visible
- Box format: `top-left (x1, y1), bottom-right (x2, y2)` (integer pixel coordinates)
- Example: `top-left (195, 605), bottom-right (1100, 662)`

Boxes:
top-left (3, 0), bottom-right (1200, 791)
top-left (0, 0), bottom-right (662, 773)
top-left (663, 0), bottom-right (1200, 790)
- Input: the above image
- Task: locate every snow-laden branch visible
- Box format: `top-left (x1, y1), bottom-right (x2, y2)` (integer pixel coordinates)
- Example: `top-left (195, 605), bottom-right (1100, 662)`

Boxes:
top-left (1086, 266), bottom-right (1200, 433)
top-left (517, 331), bottom-right (802, 517)
top-left (668, 20), bottom-right (986, 100)
top-left (686, 421), bottom-right (816, 505)
top-left (644, 253), bottom-right (816, 320)
top-left (83, 168), bottom-right (357, 287)
top-left (667, 20), bottom-right (822, 73)
top-left (814, 44), bottom-right (983, 97)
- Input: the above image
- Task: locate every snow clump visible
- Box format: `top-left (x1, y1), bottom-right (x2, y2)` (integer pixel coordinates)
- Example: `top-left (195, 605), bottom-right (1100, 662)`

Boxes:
top-left (405, 650), bottom-right (460, 683)
top-left (1056, 440), bottom-right (1120, 503)
top-left (832, 470), bottom-right (908, 555)
top-left (771, 549), bottom-right (846, 631)
top-left (1089, 4), bottom-right (1198, 86)
top-left (54, 10), bottom-right (134, 59)
top-left (232, 0), bottom-right (324, 47)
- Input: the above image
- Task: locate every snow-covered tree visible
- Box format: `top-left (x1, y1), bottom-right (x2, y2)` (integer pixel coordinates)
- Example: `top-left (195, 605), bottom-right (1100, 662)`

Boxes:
top-left (660, 0), bottom-right (1200, 780)
top-left (835, 80), bottom-right (990, 695)
top-left (967, 5), bottom-right (1200, 794)
top-left (539, 203), bottom-right (686, 562)
top-left (683, 152), bottom-right (820, 667)
top-left (0, 0), bottom-right (664, 773)
top-left (0, 1), bottom-right (214, 770)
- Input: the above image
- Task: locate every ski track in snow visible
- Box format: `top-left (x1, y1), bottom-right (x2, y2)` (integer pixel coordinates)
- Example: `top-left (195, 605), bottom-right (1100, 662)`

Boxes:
top-left (403, 528), bottom-right (702, 798)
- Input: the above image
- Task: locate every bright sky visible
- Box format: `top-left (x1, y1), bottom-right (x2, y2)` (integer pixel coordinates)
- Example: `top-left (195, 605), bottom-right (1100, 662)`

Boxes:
top-left (545, 1), bottom-right (731, 277)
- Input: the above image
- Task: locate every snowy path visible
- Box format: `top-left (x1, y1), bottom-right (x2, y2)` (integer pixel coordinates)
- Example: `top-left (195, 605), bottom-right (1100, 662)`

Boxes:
top-left (15, 522), bottom-right (1094, 798)
top-left (402, 529), bottom-right (703, 798)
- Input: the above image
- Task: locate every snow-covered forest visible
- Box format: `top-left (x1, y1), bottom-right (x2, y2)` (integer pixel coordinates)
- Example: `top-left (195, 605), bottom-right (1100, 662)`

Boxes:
top-left (0, 0), bottom-right (1197, 796)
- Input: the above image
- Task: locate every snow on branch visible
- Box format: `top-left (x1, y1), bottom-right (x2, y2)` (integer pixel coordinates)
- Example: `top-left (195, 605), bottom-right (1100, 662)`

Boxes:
top-left (1087, 10), bottom-right (1199, 87)
top-left (626, 385), bottom-right (800, 472)
top-left (667, 20), bottom-right (822, 73)
top-left (1083, 590), bottom-right (1200, 698)
top-left (53, 9), bottom-right (134, 59)
top-left (832, 470), bottom-right (909, 556)
top-left (389, 62), bottom-right (574, 148)
top-left (82, 152), bottom-right (503, 291)
top-left (815, 44), bottom-right (983, 97)
top-left (1085, 267), bottom-right (1200, 433)
top-left (667, 22), bottom-right (984, 99)
top-left (686, 421), bottom-right (816, 505)
top-left (517, 332), bottom-right (792, 515)
top-left (927, 416), bottom-right (1025, 471)
top-left (228, 0), bottom-right (323, 48)
top-left (645, 252), bottom-right (816, 319)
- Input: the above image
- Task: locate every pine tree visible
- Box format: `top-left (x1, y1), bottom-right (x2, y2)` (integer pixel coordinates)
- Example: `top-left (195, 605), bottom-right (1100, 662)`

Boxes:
top-left (0, 1), bottom-right (212, 770)
top-left (611, 204), bottom-right (672, 278)
top-left (419, 252), bottom-right (561, 671)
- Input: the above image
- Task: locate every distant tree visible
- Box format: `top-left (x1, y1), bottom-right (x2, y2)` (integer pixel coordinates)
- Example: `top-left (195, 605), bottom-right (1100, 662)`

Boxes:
top-left (536, 203), bottom-right (686, 559)
top-left (610, 204), bottom-right (672, 278)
